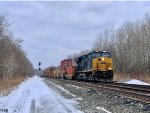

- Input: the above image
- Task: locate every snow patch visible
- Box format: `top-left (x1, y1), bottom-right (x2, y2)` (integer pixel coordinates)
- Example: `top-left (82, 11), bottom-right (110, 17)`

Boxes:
top-left (0, 76), bottom-right (82, 113)
top-left (96, 106), bottom-right (111, 113)
top-left (48, 81), bottom-right (76, 97)
top-left (73, 97), bottom-right (83, 101)
top-left (123, 79), bottom-right (150, 85)
top-left (77, 97), bottom-right (83, 101)
top-left (66, 84), bottom-right (81, 89)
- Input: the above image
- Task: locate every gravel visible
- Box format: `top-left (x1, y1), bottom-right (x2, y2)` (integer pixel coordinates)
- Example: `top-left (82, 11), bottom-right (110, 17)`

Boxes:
top-left (43, 77), bottom-right (150, 113)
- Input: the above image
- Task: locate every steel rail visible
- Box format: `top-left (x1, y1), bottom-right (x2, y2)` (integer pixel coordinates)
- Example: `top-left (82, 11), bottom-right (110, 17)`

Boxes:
top-left (62, 79), bottom-right (150, 104)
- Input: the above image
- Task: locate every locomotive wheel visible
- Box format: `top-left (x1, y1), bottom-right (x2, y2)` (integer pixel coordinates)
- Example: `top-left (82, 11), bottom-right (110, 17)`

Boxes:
top-left (93, 72), bottom-right (107, 82)
top-left (86, 73), bottom-right (93, 81)
top-left (93, 72), bottom-right (101, 82)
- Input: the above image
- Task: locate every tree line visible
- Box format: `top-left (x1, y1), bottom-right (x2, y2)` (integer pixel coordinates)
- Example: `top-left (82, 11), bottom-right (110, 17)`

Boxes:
top-left (0, 15), bottom-right (34, 80)
top-left (69, 13), bottom-right (150, 74)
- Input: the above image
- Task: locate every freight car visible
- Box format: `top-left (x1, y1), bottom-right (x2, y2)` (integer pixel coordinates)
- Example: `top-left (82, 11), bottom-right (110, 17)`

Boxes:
top-left (75, 50), bottom-right (113, 82)
top-left (53, 66), bottom-right (61, 78)
top-left (66, 66), bottom-right (76, 79)
top-left (43, 67), bottom-right (55, 77)
top-left (60, 59), bottom-right (73, 79)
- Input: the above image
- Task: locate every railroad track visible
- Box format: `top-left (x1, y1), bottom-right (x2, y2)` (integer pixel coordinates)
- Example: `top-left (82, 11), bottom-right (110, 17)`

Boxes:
top-left (60, 79), bottom-right (150, 104)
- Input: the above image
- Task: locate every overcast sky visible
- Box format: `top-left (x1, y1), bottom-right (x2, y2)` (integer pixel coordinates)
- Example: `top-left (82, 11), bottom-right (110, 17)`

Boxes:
top-left (0, 1), bottom-right (150, 68)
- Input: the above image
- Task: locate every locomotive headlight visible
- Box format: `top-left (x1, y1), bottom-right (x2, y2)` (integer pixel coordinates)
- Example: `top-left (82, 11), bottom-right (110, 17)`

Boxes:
top-left (108, 67), bottom-right (112, 70)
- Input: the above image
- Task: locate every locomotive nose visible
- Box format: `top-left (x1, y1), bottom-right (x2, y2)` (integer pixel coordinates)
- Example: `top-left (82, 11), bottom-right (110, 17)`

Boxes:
top-left (98, 60), bottom-right (107, 71)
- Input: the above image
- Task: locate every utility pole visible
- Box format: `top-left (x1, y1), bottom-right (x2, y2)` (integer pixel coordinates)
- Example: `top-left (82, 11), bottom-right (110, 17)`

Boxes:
top-left (38, 62), bottom-right (41, 77)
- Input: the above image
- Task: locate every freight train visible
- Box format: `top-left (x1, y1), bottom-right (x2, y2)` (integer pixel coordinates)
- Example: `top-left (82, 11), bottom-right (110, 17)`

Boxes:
top-left (43, 50), bottom-right (113, 82)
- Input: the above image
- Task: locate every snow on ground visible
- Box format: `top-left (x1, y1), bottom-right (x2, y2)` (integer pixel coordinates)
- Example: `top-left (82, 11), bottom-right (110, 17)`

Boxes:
top-left (96, 107), bottom-right (111, 113)
top-left (123, 79), bottom-right (150, 85)
top-left (0, 76), bottom-right (83, 113)
top-left (48, 81), bottom-right (76, 97)
top-left (66, 84), bottom-right (81, 89)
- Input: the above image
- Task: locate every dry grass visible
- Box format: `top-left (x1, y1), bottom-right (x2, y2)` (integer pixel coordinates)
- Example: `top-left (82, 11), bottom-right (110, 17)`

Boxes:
top-left (114, 73), bottom-right (150, 84)
top-left (0, 77), bottom-right (26, 96)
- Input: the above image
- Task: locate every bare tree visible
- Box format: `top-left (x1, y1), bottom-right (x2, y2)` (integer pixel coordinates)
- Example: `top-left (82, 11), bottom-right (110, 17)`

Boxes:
top-left (0, 14), bottom-right (34, 80)
top-left (92, 13), bottom-right (150, 74)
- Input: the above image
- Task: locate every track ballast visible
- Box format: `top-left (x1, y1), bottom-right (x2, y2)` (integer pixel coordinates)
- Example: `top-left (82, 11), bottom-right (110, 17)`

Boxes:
top-left (55, 78), bottom-right (150, 104)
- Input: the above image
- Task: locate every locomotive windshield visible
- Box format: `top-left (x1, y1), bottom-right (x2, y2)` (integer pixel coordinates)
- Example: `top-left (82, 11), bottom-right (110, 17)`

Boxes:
top-left (101, 51), bottom-right (111, 58)
top-left (92, 51), bottom-right (111, 58)
top-left (92, 52), bottom-right (101, 58)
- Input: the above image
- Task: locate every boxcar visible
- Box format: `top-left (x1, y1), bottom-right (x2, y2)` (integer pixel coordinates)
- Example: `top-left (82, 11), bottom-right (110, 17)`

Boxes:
top-left (65, 66), bottom-right (76, 79)
top-left (60, 59), bottom-right (73, 79)
top-left (43, 67), bottom-right (55, 77)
